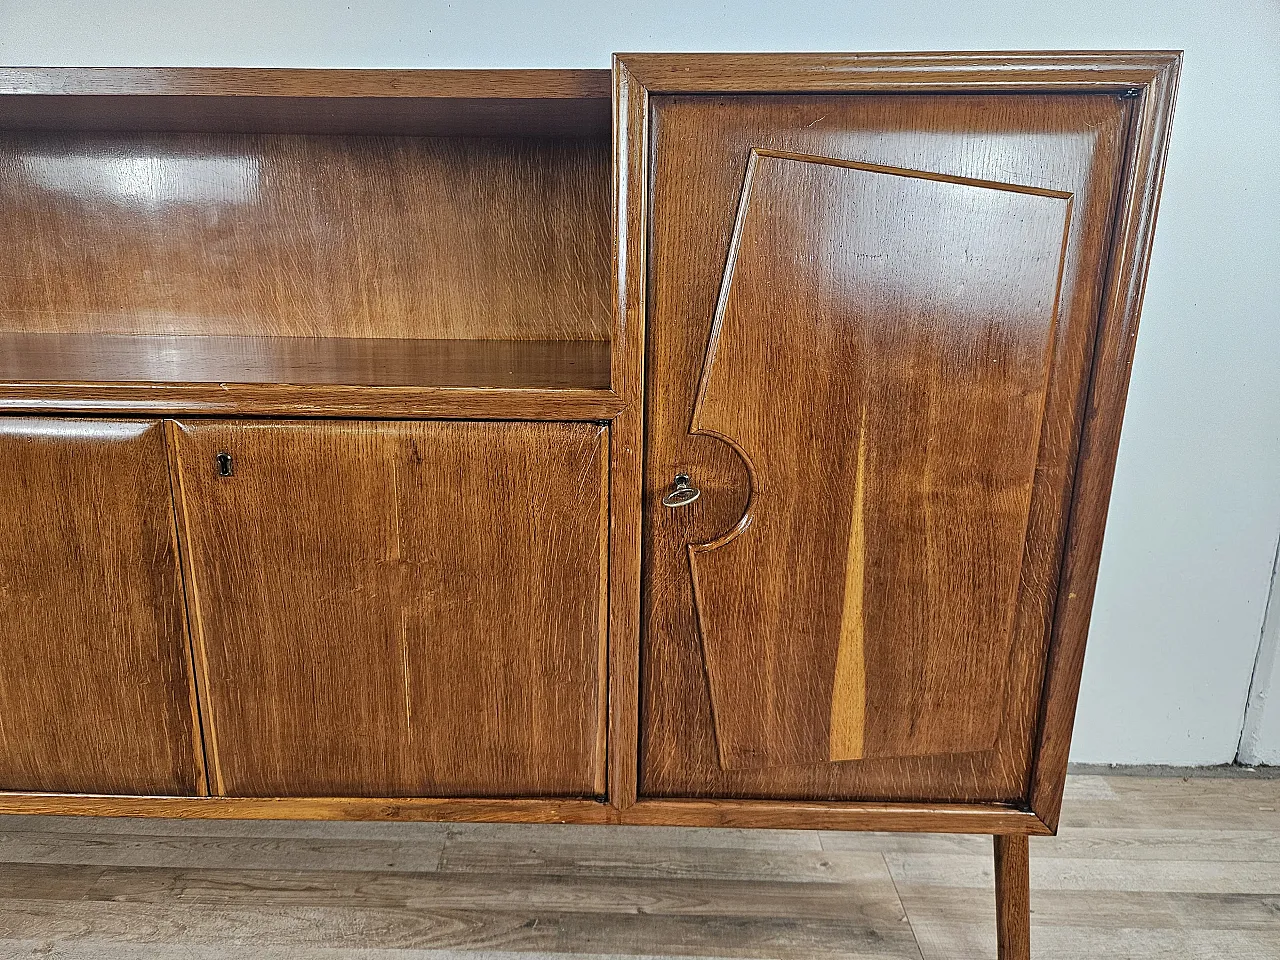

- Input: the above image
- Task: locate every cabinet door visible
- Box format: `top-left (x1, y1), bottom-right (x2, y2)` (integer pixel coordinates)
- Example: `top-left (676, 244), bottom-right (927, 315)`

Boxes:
top-left (0, 418), bottom-right (203, 795)
top-left (170, 419), bottom-right (608, 798)
top-left (641, 94), bottom-right (1131, 801)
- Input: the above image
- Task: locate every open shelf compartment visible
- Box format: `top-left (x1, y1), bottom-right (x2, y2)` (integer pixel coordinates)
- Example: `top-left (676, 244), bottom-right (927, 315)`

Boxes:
top-left (0, 69), bottom-right (616, 418)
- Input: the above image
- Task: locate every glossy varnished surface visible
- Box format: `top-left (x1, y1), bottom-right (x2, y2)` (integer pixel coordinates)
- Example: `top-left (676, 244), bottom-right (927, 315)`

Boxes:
top-left (0, 382), bottom-right (624, 422)
top-left (686, 150), bottom-right (1072, 771)
top-left (169, 419), bottom-right (609, 799)
top-left (1029, 55), bottom-right (1182, 831)
top-left (0, 792), bottom-right (1043, 833)
top-left (995, 833), bottom-right (1032, 959)
top-left (616, 50), bottom-right (1182, 92)
top-left (0, 55), bottom-right (1182, 842)
top-left (0, 419), bottom-right (203, 795)
top-left (0, 133), bottom-right (611, 341)
top-left (605, 59), bottom-right (652, 812)
top-left (639, 92), bottom-right (1131, 803)
top-left (0, 334), bottom-right (611, 389)
top-left (0, 68), bottom-right (612, 137)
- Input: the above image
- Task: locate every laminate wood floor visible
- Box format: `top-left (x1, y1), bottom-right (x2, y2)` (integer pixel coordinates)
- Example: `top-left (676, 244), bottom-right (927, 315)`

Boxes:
top-left (0, 774), bottom-right (1277, 959)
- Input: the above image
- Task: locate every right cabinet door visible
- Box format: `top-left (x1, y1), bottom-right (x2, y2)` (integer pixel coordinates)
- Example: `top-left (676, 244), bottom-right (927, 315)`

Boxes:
top-left (641, 93), bottom-right (1132, 802)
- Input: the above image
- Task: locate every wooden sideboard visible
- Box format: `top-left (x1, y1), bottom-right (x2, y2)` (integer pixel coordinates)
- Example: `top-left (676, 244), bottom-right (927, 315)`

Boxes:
top-left (0, 52), bottom-right (1180, 958)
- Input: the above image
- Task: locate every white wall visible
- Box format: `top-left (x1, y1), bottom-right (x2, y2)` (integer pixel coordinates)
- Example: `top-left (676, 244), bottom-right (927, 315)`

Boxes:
top-left (3, 0), bottom-right (1278, 765)
top-left (1240, 555), bottom-right (1280, 765)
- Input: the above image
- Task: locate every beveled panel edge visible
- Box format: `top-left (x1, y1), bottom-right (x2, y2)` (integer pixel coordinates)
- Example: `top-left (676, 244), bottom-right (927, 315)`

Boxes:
top-left (1027, 53), bottom-right (1183, 833)
top-left (159, 420), bottom-right (213, 799)
top-left (0, 791), bottom-right (1047, 834)
top-left (0, 386), bottom-right (625, 421)
top-left (0, 67), bottom-right (612, 100)
top-left (164, 420), bottom-right (224, 796)
top-left (686, 149), bottom-right (763, 554)
top-left (755, 148), bottom-right (1076, 200)
top-left (614, 50), bottom-right (1183, 93)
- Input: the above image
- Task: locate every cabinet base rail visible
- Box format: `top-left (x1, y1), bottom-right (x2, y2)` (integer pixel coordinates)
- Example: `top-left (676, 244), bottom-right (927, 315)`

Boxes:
top-left (0, 791), bottom-right (1049, 833)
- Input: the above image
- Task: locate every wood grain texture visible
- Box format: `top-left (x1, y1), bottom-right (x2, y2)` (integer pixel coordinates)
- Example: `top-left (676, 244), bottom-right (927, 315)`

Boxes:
top-left (0, 68), bottom-right (612, 137)
top-left (0, 383), bottom-right (623, 421)
top-left (169, 419), bottom-right (609, 799)
top-left (605, 59), bottom-right (651, 811)
top-left (0, 67), bottom-right (612, 99)
top-left (0, 418), bottom-right (203, 795)
top-left (684, 149), bottom-right (1072, 771)
top-left (0, 835), bottom-right (911, 957)
top-left (0, 794), bottom-right (617, 823)
top-left (0, 791), bottom-right (1043, 833)
top-left (622, 800), bottom-right (1048, 835)
top-left (0, 54), bottom-right (1182, 855)
top-left (0, 133), bottom-right (610, 341)
top-left (636, 90), bottom-right (1130, 803)
top-left (995, 834), bottom-right (1031, 960)
top-left (1028, 54), bottom-right (1182, 833)
top-left (617, 50), bottom-right (1182, 93)
top-left (0, 334), bottom-right (611, 389)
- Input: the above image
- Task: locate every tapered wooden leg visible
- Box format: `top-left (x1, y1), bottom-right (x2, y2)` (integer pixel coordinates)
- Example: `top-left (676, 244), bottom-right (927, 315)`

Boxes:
top-left (994, 834), bottom-right (1030, 960)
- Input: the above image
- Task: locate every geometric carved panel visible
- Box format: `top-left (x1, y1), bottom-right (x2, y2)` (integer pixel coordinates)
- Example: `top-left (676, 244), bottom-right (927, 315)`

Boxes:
top-left (689, 150), bottom-right (1073, 769)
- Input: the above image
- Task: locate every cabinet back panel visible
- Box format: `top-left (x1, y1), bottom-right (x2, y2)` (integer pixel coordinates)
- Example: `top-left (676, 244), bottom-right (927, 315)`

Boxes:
top-left (0, 133), bottom-right (611, 341)
top-left (0, 418), bottom-right (203, 795)
top-left (170, 419), bottom-right (609, 799)
top-left (640, 93), bottom-right (1131, 803)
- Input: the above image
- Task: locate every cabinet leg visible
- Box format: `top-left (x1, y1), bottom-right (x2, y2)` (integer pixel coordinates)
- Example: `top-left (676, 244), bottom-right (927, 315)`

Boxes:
top-left (994, 834), bottom-right (1030, 960)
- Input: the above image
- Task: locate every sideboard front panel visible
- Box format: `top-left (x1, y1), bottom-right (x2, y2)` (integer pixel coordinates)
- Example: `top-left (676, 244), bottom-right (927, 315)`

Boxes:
top-left (170, 419), bottom-right (609, 799)
top-left (0, 418), bottom-right (203, 795)
top-left (640, 93), bottom-right (1132, 802)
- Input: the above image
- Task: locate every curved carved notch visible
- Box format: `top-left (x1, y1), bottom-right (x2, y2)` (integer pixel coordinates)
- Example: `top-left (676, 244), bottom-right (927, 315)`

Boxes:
top-left (689, 150), bottom-right (1073, 771)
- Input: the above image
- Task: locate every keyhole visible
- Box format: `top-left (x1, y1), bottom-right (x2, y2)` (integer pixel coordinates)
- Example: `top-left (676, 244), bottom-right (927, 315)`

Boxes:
top-left (215, 452), bottom-right (234, 477)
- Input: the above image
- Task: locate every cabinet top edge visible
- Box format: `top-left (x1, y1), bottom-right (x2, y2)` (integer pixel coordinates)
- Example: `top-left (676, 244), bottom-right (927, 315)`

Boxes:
top-left (0, 67), bottom-right (614, 100)
top-left (614, 50), bottom-right (1183, 93)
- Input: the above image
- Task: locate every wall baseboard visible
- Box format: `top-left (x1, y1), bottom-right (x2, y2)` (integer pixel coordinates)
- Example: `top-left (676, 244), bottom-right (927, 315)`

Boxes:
top-left (1068, 762), bottom-right (1279, 778)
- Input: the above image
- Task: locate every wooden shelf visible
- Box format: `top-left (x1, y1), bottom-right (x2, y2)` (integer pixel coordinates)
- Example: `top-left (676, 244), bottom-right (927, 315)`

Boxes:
top-left (0, 68), bottom-right (612, 137)
top-left (0, 334), bottom-right (618, 420)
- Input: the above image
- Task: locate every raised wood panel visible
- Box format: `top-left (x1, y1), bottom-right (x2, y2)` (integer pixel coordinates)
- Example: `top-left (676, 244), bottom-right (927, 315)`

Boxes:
top-left (688, 151), bottom-right (1072, 771)
top-left (639, 92), bottom-right (1131, 803)
top-left (170, 419), bottom-right (609, 799)
top-left (0, 418), bottom-right (203, 795)
top-left (0, 133), bottom-right (610, 341)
